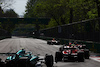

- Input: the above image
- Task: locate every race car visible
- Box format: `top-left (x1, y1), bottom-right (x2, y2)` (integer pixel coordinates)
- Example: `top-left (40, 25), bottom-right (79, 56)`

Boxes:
top-left (77, 44), bottom-right (90, 59)
top-left (0, 49), bottom-right (54, 67)
top-left (47, 38), bottom-right (60, 45)
top-left (55, 45), bottom-right (85, 62)
top-left (64, 42), bottom-right (90, 59)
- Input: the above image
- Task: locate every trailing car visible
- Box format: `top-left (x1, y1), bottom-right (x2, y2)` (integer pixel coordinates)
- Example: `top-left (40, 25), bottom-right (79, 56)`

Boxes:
top-left (47, 38), bottom-right (60, 45)
top-left (55, 45), bottom-right (85, 62)
top-left (0, 49), bottom-right (54, 67)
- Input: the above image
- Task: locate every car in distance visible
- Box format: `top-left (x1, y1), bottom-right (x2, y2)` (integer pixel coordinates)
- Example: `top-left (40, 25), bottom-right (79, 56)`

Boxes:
top-left (47, 38), bottom-right (60, 45)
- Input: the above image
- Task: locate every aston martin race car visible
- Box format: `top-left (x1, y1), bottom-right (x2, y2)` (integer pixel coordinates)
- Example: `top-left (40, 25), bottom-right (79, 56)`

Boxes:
top-left (0, 49), bottom-right (54, 67)
top-left (55, 45), bottom-right (85, 62)
top-left (47, 38), bottom-right (60, 45)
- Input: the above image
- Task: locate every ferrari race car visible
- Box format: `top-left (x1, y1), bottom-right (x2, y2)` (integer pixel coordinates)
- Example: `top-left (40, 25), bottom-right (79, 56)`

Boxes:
top-left (77, 44), bottom-right (90, 59)
top-left (70, 42), bottom-right (90, 59)
top-left (66, 42), bottom-right (90, 59)
top-left (59, 42), bottom-right (90, 59)
top-left (55, 45), bottom-right (85, 62)
top-left (47, 38), bottom-right (60, 45)
top-left (0, 49), bottom-right (54, 67)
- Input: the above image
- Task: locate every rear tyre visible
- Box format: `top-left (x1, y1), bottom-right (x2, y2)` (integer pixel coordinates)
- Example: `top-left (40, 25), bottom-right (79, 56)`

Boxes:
top-left (45, 55), bottom-right (53, 67)
top-left (6, 61), bottom-right (15, 67)
top-left (47, 41), bottom-right (51, 45)
top-left (78, 52), bottom-right (84, 62)
top-left (55, 52), bottom-right (62, 63)
top-left (57, 41), bottom-right (60, 45)
top-left (84, 50), bottom-right (89, 59)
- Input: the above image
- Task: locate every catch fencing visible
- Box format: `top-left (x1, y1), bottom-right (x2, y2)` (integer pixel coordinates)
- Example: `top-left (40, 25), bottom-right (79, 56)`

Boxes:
top-left (40, 18), bottom-right (100, 42)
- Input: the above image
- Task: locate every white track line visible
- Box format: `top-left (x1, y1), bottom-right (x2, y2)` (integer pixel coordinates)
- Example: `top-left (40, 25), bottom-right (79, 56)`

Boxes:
top-left (90, 56), bottom-right (100, 62)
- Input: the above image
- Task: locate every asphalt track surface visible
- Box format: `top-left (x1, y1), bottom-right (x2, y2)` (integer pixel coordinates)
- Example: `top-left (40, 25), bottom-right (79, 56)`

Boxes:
top-left (0, 37), bottom-right (100, 67)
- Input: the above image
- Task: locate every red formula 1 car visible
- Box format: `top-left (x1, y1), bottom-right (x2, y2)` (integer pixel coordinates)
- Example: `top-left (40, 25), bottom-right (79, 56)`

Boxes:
top-left (67, 42), bottom-right (90, 59)
top-left (76, 44), bottom-right (90, 59)
top-left (55, 45), bottom-right (85, 62)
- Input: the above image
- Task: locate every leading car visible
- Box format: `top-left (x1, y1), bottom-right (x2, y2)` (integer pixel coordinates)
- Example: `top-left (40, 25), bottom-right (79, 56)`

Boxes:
top-left (47, 38), bottom-right (60, 45)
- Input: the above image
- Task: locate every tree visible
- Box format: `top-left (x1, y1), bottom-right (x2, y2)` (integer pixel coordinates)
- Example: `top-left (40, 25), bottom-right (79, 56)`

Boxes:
top-left (0, 9), bottom-right (18, 33)
top-left (0, 6), bottom-right (4, 17)
top-left (24, 0), bottom-right (99, 29)
top-left (0, 0), bottom-right (15, 17)
top-left (25, 0), bottom-right (39, 18)
top-left (4, 9), bottom-right (18, 17)
top-left (25, 0), bottom-right (68, 25)
top-left (0, 0), bottom-right (14, 9)
top-left (95, 0), bottom-right (100, 30)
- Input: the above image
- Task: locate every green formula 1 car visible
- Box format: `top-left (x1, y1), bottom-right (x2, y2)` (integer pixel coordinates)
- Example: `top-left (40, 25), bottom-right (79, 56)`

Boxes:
top-left (0, 49), bottom-right (54, 67)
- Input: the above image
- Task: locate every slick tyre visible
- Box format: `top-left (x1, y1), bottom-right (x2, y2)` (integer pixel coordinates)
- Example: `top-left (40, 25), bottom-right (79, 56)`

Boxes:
top-left (59, 47), bottom-right (62, 52)
top-left (55, 52), bottom-right (62, 62)
top-left (47, 41), bottom-right (51, 45)
top-left (78, 52), bottom-right (84, 62)
top-left (57, 41), bottom-right (60, 45)
top-left (6, 61), bottom-right (15, 67)
top-left (84, 51), bottom-right (89, 59)
top-left (45, 55), bottom-right (53, 67)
